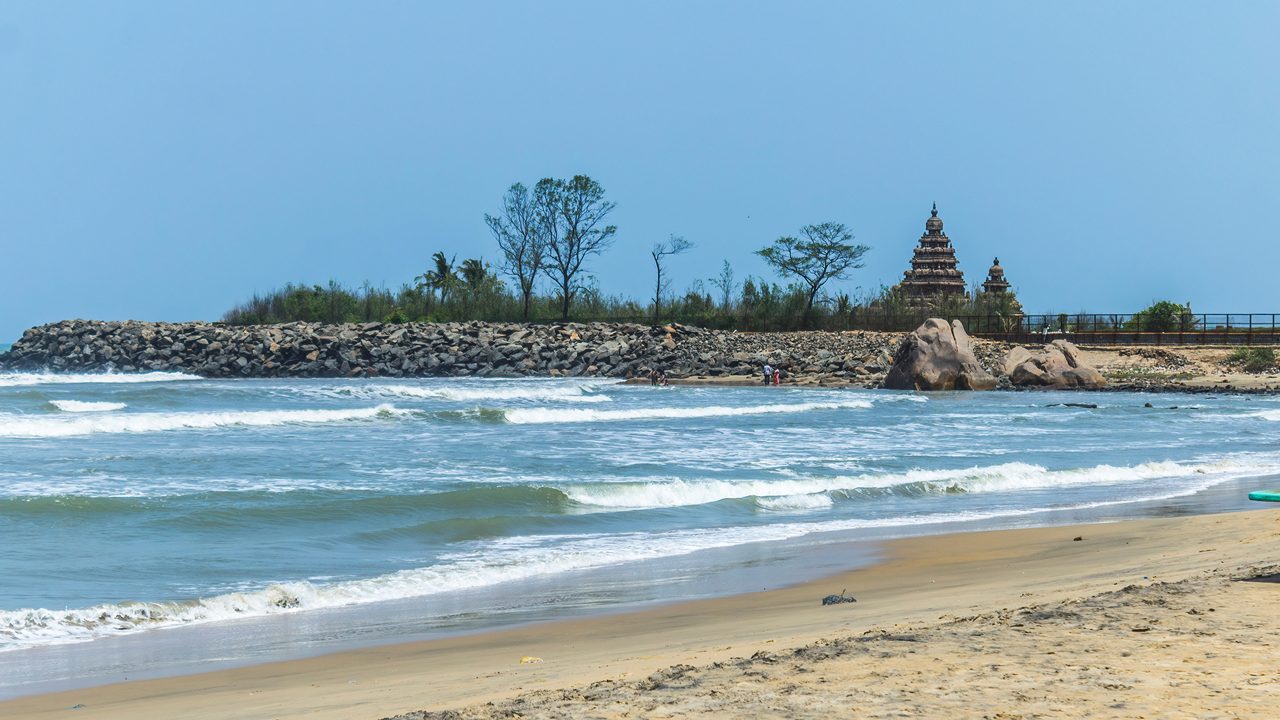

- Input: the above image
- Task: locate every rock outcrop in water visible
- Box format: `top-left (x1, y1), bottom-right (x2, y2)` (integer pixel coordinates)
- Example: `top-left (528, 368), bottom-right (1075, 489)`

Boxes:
top-left (0, 319), bottom-right (929, 384)
top-left (1003, 340), bottom-right (1107, 389)
top-left (883, 318), bottom-right (998, 391)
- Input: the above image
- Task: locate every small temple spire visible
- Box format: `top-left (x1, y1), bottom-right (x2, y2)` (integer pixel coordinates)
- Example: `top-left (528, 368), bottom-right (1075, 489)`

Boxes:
top-left (982, 256), bottom-right (1011, 294)
top-left (931, 202), bottom-right (938, 217)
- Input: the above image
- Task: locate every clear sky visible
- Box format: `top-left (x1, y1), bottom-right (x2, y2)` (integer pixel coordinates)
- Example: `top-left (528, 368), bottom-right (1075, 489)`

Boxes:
top-left (1, 2), bottom-right (1277, 341)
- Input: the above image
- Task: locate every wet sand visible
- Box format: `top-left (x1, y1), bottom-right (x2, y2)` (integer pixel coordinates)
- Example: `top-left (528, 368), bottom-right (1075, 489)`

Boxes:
top-left (5, 509), bottom-right (1280, 719)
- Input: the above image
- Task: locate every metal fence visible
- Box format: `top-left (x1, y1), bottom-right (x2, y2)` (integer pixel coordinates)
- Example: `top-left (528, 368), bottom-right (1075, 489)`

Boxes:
top-left (616, 312), bottom-right (1280, 345)
top-left (965, 313), bottom-right (1280, 346)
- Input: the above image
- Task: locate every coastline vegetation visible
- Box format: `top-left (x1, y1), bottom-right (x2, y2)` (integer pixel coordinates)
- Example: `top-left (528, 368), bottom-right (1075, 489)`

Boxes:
top-left (223, 175), bottom-right (1192, 334)
top-left (224, 175), bottom-right (1023, 331)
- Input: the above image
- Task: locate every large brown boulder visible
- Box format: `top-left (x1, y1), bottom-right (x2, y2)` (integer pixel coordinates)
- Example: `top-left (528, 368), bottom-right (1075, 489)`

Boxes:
top-left (883, 319), bottom-right (998, 391)
top-left (1003, 339), bottom-right (1106, 388)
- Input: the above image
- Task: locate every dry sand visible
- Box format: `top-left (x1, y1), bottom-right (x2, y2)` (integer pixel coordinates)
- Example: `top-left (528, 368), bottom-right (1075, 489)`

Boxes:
top-left (5, 509), bottom-right (1280, 719)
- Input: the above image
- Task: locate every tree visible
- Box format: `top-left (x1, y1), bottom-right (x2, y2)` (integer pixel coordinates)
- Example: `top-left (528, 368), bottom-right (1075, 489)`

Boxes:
top-left (458, 258), bottom-right (491, 290)
top-left (536, 175), bottom-right (618, 320)
top-left (415, 251), bottom-right (457, 304)
top-left (1126, 300), bottom-right (1196, 333)
top-left (709, 260), bottom-right (735, 311)
top-left (756, 222), bottom-right (869, 326)
top-left (485, 183), bottom-right (544, 320)
top-left (651, 234), bottom-right (692, 321)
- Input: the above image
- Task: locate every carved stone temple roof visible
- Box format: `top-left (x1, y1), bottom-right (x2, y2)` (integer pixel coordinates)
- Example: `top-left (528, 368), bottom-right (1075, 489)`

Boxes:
top-left (898, 203), bottom-right (967, 300)
top-left (983, 257), bottom-right (1011, 294)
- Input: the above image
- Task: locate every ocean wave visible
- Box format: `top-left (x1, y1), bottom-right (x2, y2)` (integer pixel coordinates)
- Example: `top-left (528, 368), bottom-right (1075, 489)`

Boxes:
top-left (503, 398), bottom-right (874, 425)
top-left (0, 404), bottom-right (407, 438)
top-left (755, 493), bottom-right (835, 511)
top-left (0, 478), bottom-right (1241, 652)
top-left (0, 371), bottom-right (202, 387)
top-left (1248, 410), bottom-right (1280, 422)
top-left (48, 400), bottom-right (128, 413)
top-left (554, 457), bottom-right (1280, 510)
top-left (309, 380), bottom-right (615, 404)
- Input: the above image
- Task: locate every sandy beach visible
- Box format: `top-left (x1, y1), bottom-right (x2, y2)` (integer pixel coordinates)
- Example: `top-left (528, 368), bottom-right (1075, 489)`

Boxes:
top-left (4, 508), bottom-right (1279, 719)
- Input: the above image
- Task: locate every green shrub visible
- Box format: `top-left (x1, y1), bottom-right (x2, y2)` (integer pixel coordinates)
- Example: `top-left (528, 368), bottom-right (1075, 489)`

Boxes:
top-left (1229, 347), bottom-right (1275, 373)
top-left (1126, 300), bottom-right (1195, 332)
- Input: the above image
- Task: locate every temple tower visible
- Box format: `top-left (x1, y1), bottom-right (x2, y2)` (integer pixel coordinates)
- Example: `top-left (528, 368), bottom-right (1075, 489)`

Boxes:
top-left (982, 257), bottom-right (1011, 294)
top-left (898, 203), bottom-right (967, 301)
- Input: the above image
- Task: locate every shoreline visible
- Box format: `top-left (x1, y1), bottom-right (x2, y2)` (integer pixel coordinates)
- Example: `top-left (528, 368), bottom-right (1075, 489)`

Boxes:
top-left (5, 508), bottom-right (1279, 719)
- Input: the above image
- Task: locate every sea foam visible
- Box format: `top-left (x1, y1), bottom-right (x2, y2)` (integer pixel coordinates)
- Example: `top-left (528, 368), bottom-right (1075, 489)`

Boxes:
top-left (0, 472), bottom-right (1248, 653)
top-left (503, 398), bottom-right (874, 424)
top-left (312, 381), bottom-right (614, 404)
top-left (0, 404), bottom-right (406, 438)
top-left (49, 400), bottom-right (128, 413)
top-left (553, 456), bottom-right (1280, 510)
top-left (0, 371), bottom-right (202, 387)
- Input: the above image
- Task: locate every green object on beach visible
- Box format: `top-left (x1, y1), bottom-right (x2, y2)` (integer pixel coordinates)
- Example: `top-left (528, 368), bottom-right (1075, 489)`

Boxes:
top-left (1248, 490), bottom-right (1280, 502)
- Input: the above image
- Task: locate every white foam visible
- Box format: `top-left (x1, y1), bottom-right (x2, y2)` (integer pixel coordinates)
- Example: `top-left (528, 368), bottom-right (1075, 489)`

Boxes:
top-left (313, 382), bottom-right (613, 404)
top-left (555, 457), bottom-right (1280, 510)
top-left (1248, 410), bottom-right (1280, 421)
top-left (0, 475), bottom-right (1249, 652)
top-left (0, 404), bottom-right (406, 438)
top-left (756, 493), bottom-right (835, 511)
top-left (49, 400), bottom-right (128, 413)
top-left (503, 398), bottom-right (874, 425)
top-left (0, 371), bottom-right (201, 387)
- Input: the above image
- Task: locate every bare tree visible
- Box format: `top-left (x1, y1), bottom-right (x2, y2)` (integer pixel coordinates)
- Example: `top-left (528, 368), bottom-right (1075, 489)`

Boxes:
top-left (709, 260), bottom-right (735, 311)
top-left (485, 183), bottom-right (544, 320)
top-left (756, 222), bottom-right (869, 326)
top-left (536, 175), bottom-right (617, 320)
top-left (651, 234), bottom-right (693, 321)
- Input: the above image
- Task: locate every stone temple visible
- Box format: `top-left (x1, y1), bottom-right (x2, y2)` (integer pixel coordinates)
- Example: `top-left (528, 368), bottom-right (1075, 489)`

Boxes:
top-left (982, 257), bottom-right (1011, 294)
top-left (897, 203), bottom-right (967, 301)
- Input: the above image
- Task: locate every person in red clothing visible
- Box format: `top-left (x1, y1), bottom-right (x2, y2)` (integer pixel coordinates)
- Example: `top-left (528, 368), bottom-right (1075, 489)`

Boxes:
top-left (773, 368), bottom-right (782, 385)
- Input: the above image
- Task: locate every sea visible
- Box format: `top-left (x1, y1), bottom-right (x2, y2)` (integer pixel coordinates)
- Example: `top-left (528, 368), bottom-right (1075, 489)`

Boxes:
top-left (2, 369), bottom-right (1279, 697)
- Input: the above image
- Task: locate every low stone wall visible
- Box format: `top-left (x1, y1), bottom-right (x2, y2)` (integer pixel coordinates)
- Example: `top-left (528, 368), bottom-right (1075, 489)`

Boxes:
top-left (0, 320), bottom-right (927, 383)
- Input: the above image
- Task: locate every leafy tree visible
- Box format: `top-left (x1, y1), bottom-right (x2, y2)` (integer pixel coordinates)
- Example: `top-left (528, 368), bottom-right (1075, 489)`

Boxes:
top-left (756, 222), bottom-right (869, 326)
top-left (485, 183), bottom-right (544, 320)
top-left (536, 175), bottom-right (618, 320)
top-left (651, 234), bottom-right (692, 321)
top-left (416, 252), bottom-right (457, 304)
top-left (458, 258), bottom-right (490, 290)
top-left (1127, 300), bottom-right (1196, 332)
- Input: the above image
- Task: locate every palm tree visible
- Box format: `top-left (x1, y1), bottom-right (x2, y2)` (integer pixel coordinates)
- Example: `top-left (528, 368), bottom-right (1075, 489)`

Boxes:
top-left (415, 252), bottom-right (457, 303)
top-left (458, 258), bottom-right (490, 291)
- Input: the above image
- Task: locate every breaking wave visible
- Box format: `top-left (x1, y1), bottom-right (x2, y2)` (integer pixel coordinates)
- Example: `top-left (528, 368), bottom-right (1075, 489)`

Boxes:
top-left (311, 381), bottom-right (614, 404)
top-left (503, 398), bottom-right (874, 424)
top-left (0, 404), bottom-right (406, 438)
top-left (554, 457), bottom-right (1280, 510)
top-left (2, 462), bottom-right (1257, 654)
top-left (49, 400), bottom-right (128, 413)
top-left (0, 371), bottom-right (202, 387)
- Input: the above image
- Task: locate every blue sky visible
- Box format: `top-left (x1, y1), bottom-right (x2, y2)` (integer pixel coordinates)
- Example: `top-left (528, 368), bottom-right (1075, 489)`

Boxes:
top-left (1, 2), bottom-right (1277, 341)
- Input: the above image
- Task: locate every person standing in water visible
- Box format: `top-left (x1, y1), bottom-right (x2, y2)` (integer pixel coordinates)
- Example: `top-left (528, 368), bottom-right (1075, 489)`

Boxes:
top-left (762, 363), bottom-right (774, 385)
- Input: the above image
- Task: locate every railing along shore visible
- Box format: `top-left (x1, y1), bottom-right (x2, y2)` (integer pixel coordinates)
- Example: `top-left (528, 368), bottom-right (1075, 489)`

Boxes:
top-left (519, 313), bottom-right (1280, 346)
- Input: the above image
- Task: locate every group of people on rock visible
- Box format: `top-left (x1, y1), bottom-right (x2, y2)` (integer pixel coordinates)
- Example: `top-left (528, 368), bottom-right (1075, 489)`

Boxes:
top-left (648, 368), bottom-right (670, 386)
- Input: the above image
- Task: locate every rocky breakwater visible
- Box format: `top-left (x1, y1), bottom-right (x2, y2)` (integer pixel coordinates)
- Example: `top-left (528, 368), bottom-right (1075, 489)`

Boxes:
top-left (0, 320), bottom-right (914, 383)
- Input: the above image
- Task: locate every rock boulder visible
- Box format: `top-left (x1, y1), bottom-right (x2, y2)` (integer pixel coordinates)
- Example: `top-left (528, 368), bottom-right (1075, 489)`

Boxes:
top-left (883, 319), bottom-right (998, 391)
top-left (1003, 340), bottom-right (1106, 388)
